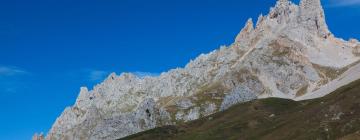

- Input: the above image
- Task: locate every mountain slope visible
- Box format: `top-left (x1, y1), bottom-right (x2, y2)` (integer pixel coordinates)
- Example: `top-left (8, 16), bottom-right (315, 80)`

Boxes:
top-left (38, 0), bottom-right (360, 139)
top-left (122, 78), bottom-right (360, 140)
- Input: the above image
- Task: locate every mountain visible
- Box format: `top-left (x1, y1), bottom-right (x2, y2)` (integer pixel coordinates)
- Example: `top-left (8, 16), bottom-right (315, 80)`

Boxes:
top-left (35, 0), bottom-right (360, 140)
top-left (121, 78), bottom-right (360, 140)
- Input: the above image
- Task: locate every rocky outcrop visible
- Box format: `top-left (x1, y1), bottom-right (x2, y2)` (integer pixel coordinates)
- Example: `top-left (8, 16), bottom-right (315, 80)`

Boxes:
top-left (299, 0), bottom-right (331, 38)
top-left (235, 18), bottom-right (254, 43)
top-left (32, 133), bottom-right (44, 140)
top-left (40, 0), bottom-right (360, 139)
top-left (353, 45), bottom-right (360, 56)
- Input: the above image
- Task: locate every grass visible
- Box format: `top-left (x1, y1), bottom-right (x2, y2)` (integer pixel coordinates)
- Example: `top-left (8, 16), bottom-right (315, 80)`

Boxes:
top-left (121, 79), bottom-right (360, 140)
top-left (312, 63), bottom-right (348, 81)
top-left (192, 82), bottom-right (227, 108)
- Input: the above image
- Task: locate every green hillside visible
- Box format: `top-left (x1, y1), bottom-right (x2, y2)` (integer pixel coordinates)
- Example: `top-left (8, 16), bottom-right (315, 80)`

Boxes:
top-left (121, 79), bottom-right (360, 140)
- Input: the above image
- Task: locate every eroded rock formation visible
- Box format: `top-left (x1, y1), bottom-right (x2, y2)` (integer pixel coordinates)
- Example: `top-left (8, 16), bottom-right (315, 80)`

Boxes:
top-left (39, 0), bottom-right (360, 139)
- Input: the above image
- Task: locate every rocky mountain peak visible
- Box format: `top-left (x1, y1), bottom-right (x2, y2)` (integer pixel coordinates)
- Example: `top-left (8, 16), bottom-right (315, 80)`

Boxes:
top-left (39, 1), bottom-right (360, 140)
top-left (299, 0), bottom-right (331, 38)
top-left (250, 0), bottom-right (331, 39)
top-left (274, 0), bottom-right (292, 10)
top-left (269, 0), bottom-right (295, 24)
top-left (235, 18), bottom-right (254, 42)
top-left (75, 87), bottom-right (89, 109)
top-left (32, 133), bottom-right (44, 140)
top-left (300, 0), bottom-right (322, 10)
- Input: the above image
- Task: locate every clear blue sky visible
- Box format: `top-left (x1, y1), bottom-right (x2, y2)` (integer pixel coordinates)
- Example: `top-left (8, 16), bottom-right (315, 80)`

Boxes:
top-left (0, 0), bottom-right (359, 139)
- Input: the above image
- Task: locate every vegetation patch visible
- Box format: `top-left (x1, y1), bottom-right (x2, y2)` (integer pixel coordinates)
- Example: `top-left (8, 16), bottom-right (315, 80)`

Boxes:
top-left (296, 84), bottom-right (309, 97)
top-left (192, 82), bottom-right (228, 107)
top-left (121, 79), bottom-right (360, 140)
top-left (312, 63), bottom-right (348, 81)
top-left (269, 40), bottom-right (292, 57)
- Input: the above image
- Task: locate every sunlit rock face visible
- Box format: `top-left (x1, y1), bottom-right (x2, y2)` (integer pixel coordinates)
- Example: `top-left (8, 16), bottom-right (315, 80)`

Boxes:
top-left (32, 133), bottom-right (44, 140)
top-left (41, 0), bottom-right (360, 139)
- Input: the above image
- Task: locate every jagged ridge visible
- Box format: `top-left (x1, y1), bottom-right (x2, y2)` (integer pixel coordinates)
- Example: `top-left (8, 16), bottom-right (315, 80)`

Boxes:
top-left (35, 0), bottom-right (360, 140)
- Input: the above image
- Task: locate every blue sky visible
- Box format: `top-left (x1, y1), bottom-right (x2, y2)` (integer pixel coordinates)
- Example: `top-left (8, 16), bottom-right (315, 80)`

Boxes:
top-left (0, 0), bottom-right (359, 139)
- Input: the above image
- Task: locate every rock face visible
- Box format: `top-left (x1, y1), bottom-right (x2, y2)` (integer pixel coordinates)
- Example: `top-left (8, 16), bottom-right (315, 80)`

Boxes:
top-left (41, 0), bottom-right (360, 139)
top-left (32, 133), bottom-right (44, 140)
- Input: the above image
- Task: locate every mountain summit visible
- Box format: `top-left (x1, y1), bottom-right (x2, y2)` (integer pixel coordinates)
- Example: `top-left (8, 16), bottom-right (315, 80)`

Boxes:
top-left (36, 0), bottom-right (360, 139)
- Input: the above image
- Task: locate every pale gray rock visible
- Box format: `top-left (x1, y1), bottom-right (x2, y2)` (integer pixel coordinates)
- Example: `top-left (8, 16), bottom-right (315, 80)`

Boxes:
top-left (220, 86), bottom-right (258, 111)
top-left (202, 102), bottom-right (217, 117)
top-left (175, 111), bottom-right (185, 121)
top-left (353, 45), bottom-right (360, 56)
top-left (235, 18), bottom-right (254, 44)
top-left (184, 107), bottom-right (201, 122)
top-left (175, 98), bottom-right (194, 110)
top-left (299, 0), bottom-right (331, 38)
top-left (41, 0), bottom-right (360, 139)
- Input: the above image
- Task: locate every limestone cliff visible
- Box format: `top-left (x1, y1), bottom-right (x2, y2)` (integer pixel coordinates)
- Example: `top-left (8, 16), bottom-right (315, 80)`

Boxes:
top-left (37, 0), bottom-right (360, 139)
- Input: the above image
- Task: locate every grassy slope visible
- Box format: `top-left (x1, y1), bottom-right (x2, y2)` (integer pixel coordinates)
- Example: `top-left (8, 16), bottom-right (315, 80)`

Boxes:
top-left (121, 79), bottom-right (360, 140)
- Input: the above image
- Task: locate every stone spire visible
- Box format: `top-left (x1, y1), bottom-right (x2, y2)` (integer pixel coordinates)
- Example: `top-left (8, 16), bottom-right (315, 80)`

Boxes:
top-left (32, 133), bottom-right (44, 140)
top-left (276, 0), bottom-right (290, 6)
top-left (75, 87), bottom-right (89, 109)
top-left (255, 14), bottom-right (265, 28)
top-left (235, 18), bottom-right (254, 42)
top-left (299, 0), bottom-right (331, 38)
top-left (268, 0), bottom-right (294, 24)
